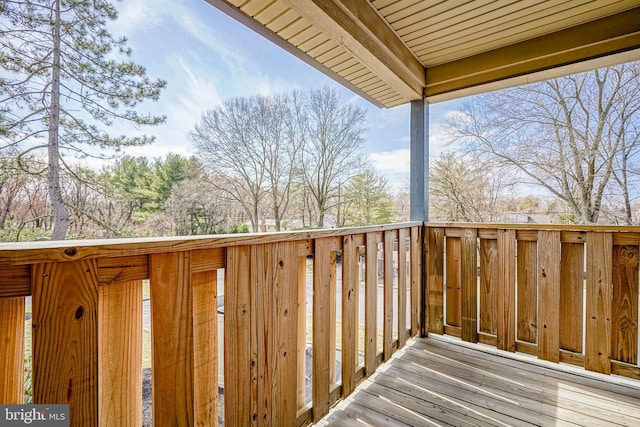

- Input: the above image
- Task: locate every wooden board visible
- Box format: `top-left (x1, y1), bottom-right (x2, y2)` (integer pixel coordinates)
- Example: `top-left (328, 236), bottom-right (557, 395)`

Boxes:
top-left (98, 280), bottom-right (142, 427)
top-left (383, 230), bottom-right (396, 359)
top-left (517, 239), bottom-right (538, 343)
top-left (341, 234), bottom-right (359, 397)
top-left (313, 238), bottom-right (333, 420)
top-left (0, 298), bottom-right (25, 403)
top-left (32, 260), bottom-right (99, 426)
top-left (192, 270), bottom-right (218, 425)
top-left (460, 228), bottom-right (478, 343)
top-left (497, 229), bottom-right (516, 352)
top-left (585, 232), bottom-right (613, 374)
top-left (427, 227), bottom-right (444, 334)
top-left (560, 243), bottom-right (584, 353)
top-left (410, 226), bottom-right (422, 336)
top-left (397, 228), bottom-right (408, 347)
top-left (364, 233), bottom-right (379, 376)
top-left (537, 231), bottom-right (561, 363)
top-left (479, 238), bottom-right (498, 335)
top-left (611, 244), bottom-right (639, 365)
top-left (0, 265), bottom-right (31, 298)
top-left (445, 236), bottom-right (461, 327)
top-left (224, 246), bottom-right (252, 425)
top-left (149, 251), bottom-right (194, 425)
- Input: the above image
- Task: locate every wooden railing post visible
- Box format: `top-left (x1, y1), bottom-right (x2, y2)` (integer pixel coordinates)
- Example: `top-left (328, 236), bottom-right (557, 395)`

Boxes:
top-left (397, 228), bottom-right (408, 347)
top-left (0, 297), bottom-right (25, 404)
top-left (410, 226), bottom-right (422, 337)
top-left (461, 228), bottom-right (478, 343)
top-left (383, 230), bottom-right (396, 359)
top-left (313, 238), bottom-right (332, 420)
top-left (497, 229), bottom-right (516, 352)
top-left (538, 230), bottom-right (561, 362)
top-left (364, 233), bottom-right (379, 376)
top-left (341, 234), bottom-right (358, 397)
top-left (32, 260), bottom-right (99, 426)
top-left (98, 280), bottom-right (142, 426)
top-left (586, 232), bottom-right (613, 374)
top-left (426, 227), bottom-right (444, 334)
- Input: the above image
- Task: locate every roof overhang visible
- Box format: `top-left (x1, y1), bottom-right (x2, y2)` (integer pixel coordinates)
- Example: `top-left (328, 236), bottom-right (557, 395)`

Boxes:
top-left (205, 0), bottom-right (640, 107)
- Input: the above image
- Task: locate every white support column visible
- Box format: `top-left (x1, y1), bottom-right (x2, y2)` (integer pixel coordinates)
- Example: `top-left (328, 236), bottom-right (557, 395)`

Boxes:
top-left (410, 98), bottom-right (429, 222)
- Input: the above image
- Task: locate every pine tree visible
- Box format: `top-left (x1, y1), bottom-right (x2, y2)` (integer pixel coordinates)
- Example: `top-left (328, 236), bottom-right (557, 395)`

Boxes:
top-left (0, 0), bottom-right (166, 239)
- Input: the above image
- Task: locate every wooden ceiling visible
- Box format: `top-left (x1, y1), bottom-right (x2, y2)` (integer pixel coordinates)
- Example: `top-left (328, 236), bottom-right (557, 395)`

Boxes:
top-left (206, 0), bottom-right (640, 107)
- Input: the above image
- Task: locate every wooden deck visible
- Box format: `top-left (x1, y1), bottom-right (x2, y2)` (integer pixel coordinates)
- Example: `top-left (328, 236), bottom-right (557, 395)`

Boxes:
top-left (317, 336), bottom-right (640, 426)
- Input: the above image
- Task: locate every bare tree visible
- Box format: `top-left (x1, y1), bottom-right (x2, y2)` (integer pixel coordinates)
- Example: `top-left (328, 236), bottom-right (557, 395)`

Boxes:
top-left (296, 87), bottom-right (366, 227)
top-left (0, 0), bottom-right (166, 239)
top-left (445, 62), bottom-right (640, 224)
top-left (191, 94), bottom-right (300, 232)
top-left (429, 152), bottom-right (510, 222)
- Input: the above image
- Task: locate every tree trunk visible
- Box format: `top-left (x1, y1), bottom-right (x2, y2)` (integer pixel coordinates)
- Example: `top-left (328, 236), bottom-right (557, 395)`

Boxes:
top-left (48, 0), bottom-right (68, 240)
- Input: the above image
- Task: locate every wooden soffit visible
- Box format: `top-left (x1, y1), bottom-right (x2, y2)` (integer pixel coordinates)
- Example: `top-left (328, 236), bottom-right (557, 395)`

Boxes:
top-left (206, 0), bottom-right (640, 107)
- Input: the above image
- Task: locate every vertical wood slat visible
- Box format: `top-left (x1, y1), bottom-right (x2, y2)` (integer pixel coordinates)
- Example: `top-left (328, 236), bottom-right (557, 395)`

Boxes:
top-left (224, 246), bottom-right (252, 426)
top-left (611, 244), bottom-right (639, 365)
top-left (427, 227), bottom-right (444, 334)
top-left (560, 243), bottom-right (585, 353)
top-left (0, 297), bottom-right (25, 403)
top-left (149, 251), bottom-right (194, 426)
top-left (445, 236), bottom-right (461, 327)
top-left (313, 238), bottom-right (332, 420)
top-left (32, 260), bottom-right (99, 426)
top-left (383, 230), bottom-right (395, 359)
top-left (192, 270), bottom-right (218, 426)
top-left (497, 229), bottom-right (516, 352)
top-left (461, 229), bottom-right (478, 343)
top-left (479, 238), bottom-right (498, 335)
top-left (517, 239), bottom-right (538, 343)
top-left (341, 234), bottom-right (358, 397)
top-left (98, 280), bottom-right (142, 426)
top-left (364, 233), bottom-right (378, 376)
top-left (398, 228), bottom-right (408, 347)
top-left (270, 242), bottom-right (300, 426)
top-left (329, 249), bottom-right (338, 386)
top-left (586, 232), bottom-right (613, 374)
top-left (538, 231), bottom-right (561, 363)
top-left (410, 226), bottom-right (422, 336)
top-left (297, 255), bottom-right (307, 410)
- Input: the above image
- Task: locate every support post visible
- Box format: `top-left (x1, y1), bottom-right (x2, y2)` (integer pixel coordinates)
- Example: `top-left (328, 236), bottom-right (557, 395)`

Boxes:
top-left (411, 98), bottom-right (429, 337)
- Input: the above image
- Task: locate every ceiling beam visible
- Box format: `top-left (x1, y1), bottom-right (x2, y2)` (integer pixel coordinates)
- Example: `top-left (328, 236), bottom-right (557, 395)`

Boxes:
top-left (284, 0), bottom-right (425, 101)
top-left (426, 7), bottom-right (640, 99)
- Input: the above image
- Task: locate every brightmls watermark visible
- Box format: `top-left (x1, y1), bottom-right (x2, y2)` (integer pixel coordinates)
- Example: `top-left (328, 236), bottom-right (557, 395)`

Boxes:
top-left (0, 405), bottom-right (68, 426)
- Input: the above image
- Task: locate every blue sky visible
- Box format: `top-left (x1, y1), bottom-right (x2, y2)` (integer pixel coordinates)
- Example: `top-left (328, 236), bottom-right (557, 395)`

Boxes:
top-left (108, 0), bottom-right (460, 189)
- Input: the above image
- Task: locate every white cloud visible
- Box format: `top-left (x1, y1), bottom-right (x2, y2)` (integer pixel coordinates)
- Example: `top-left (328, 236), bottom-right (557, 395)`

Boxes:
top-left (110, 0), bottom-right (166, 35)
top-left (369, 149), bottom-right (410, 190)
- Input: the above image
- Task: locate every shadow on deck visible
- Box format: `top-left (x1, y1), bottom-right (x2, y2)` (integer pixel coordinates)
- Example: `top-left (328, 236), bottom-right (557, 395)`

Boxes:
top-left (318, 336), bottom-right (640, 426)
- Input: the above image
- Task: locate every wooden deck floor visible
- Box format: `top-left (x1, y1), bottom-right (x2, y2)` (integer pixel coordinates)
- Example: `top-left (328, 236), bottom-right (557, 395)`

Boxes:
top-left (317, 336), bottom-right (640, 426)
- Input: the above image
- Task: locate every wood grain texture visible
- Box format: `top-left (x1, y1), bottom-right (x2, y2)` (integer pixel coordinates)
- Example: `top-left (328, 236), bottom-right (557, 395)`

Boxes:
top-left (224, 246), bottom-right (252, 426)
top-left (410, 226), bottom-right (422, 336)
top-left (149, 251), bottom-right (194, 426)
top-left (538, 231), bottom-right (561, 363)
top-left (297, 255), bottom-right (308, 409)
top-left (313, 238), bottom-right (333, 420)
top-left (479, 238), bottom-right (498, 335)
top-left (461, 228), bottom-right (478, 343)
top-left (517, 239), bottom-right (538, 343)
top-left (190, 248), bottom-right (225, 272)
top-left (0, 265), bottom-right (31, 298)
top-left (32, 260), bottom-right (99, 426)
top-left (98, 280), bottom-right (142, 427)
top-left (97, 255), bottom-right (148, 286)
top-left (341, 234), bottom-right (358, 397)
top-left (497, 229), bottom-right (516, 352)
top-left (560, 243), bottom-right (584, 353)
top-left (445, 236), bottom-right (461, 327)
top-left (192, 270), bottom-right (218, 426)
top-left (255, 242), bottom-right (298, 426)
top-left (397, 228), bottom-right (408, 347)
top-left (585, 232), bottom-right (613, 374)
top-left (611, 244), bottom-right (639, 365)
top-left (364, 232), bottom-right (379, 376)
top-left (0, 298), bottom-right (25, 403)
top-left (383, 230), bottom-right (396, 359)
top-left (427, 227), bottom-right (444, 334)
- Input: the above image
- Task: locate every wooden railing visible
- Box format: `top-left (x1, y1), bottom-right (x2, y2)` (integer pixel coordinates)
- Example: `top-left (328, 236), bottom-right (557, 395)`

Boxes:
top-left (0, 222), bottom-right (423, 426)
top-left (425, 223), bottom-right (640, 380)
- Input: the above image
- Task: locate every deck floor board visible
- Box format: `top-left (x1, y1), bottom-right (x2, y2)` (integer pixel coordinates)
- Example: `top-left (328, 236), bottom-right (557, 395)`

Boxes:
top-left (317, 337), bottom-right (640, 426)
